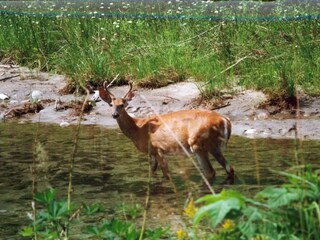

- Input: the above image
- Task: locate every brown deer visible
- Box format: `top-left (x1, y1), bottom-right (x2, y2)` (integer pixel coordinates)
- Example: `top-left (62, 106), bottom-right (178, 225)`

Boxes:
top-left (99, 82), bottom-right (234, 183)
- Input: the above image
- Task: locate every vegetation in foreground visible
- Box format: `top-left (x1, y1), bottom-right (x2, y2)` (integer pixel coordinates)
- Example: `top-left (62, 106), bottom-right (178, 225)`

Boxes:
top-left (193, 166), bottom-right (320, 240)
top-left (20, 188), bottom-right (169, 239)
top-left (0, 14), bottom-right (320, 100)
top-left (21, 166), bottom-right (319, 239)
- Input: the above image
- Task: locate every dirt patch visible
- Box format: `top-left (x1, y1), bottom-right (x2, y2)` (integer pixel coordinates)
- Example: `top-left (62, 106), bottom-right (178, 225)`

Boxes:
top-left (1, 65), bottom-right (320, 140)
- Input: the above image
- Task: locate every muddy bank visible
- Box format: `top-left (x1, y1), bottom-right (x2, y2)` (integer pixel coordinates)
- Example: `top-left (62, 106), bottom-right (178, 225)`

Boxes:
top-left (1, 65), bottom-right (320, 140)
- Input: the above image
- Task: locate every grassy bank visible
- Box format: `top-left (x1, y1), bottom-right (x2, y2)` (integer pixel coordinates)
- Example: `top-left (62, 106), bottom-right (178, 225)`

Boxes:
top-left (0, 14), bottom-right (320, 98)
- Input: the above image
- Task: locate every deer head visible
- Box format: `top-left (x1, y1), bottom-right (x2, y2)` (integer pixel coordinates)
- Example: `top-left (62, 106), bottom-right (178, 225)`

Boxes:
top-left (99, 82), bottom-right (135, 119)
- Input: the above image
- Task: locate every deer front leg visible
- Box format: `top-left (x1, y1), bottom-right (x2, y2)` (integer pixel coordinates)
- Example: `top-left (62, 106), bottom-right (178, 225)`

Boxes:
top-left (154, 149), bottom-right (171, 180)
top-left (210, 148), bottom-right (234, 184)
top-left (193, 149), bottom-right (216, 181)
top-left (189, 141), bottom-right (216, 180)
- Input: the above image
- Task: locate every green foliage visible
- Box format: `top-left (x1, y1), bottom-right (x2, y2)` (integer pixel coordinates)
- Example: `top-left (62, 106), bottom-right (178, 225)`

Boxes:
top-left (194, 190), bottom-right (245, 227)
top-left (87, 219), bottom-right (168, 240)
top-left (83, 202), bottom-right (104, 215)
top-left (194, 166), bottom-right (320, 240)
top-left (20, 188), bottom-right (91, 239)
top-left (87, 219), bottom-right (138, 240)
top-left (0, 14), bottom-right (320, 96)
top-left (117, 202), bottom-right (143, 220)
top-left (20, 188), bottom-right (169, 240)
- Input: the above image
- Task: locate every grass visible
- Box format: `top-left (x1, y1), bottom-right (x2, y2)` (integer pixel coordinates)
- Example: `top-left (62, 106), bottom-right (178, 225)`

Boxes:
top-left (0, 14), bottom-right (320, 99)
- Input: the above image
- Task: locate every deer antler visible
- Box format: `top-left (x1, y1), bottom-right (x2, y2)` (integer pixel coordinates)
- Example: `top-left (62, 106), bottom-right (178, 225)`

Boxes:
top-left (102, 74), bottom-right (121, 99)
top-left (122, 81), bottom-right (133, 99)
top-left (102, 81), bottom-right (115, 99)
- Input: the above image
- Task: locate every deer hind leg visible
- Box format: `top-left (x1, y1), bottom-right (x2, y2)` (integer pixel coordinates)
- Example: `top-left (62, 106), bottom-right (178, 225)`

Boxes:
top-left (191, 145), bottom-right (215, 180)
top-left (154, 149), bottom-right (171, 180)
top-left (150, 155), bottom-right (158, 174)
top-left (210, 148), bottom-right (234, 184)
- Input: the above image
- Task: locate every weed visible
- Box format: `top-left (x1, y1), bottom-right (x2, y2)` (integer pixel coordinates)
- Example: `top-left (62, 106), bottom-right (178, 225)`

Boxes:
top-left (20, 188), bottom-right (169, 239)
top-left (194, 166), bottom-right (320, 240)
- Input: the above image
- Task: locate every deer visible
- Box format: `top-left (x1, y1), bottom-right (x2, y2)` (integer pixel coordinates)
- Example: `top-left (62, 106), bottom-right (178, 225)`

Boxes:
top-left (99, 82), bottom-right (234, 183)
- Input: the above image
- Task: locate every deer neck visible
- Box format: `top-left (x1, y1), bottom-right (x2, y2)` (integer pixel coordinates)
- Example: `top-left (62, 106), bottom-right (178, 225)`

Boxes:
top-left (116, 110), bottom-right (139, 141)
top-left (116, 110), bottom-right (151, 153)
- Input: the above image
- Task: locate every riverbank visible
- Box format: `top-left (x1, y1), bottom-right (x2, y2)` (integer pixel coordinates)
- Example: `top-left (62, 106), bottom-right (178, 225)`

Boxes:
top-left (1, 64), bottom-right (320, 140)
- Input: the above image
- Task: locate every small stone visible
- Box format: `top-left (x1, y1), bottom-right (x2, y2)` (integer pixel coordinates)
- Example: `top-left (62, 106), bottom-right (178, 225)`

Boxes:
top-left (9, 100), bottom-right (18, 104)
top-left (244, 128), bottom-right (257, 136)
top-left (279, 129), bottom-right (287, 135)
top-left (222, 94), bottom-right (233, 100)
top-left (91, 90), bottom-right (100, 102)
top-left (0, 93), bottom-right (9, 100)
top-left (31, 90), bottom-right (42, 102)
top-left (256, 111), bottom-right (269, 120)
top-left (259, 130), bottom-right (271, 138)
top-left (60, 121), bottom-right (70, 127)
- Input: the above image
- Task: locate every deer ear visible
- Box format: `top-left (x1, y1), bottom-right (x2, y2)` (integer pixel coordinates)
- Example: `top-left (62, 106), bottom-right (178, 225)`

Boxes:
top-left (124, 91), bottom-right (135, 102)
top-left (99, 88), bottom-right (113, 106)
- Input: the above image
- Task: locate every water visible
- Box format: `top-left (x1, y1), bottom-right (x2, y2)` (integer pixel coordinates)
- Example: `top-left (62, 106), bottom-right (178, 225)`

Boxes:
top-left (0, 122), bottom-right (319, 239)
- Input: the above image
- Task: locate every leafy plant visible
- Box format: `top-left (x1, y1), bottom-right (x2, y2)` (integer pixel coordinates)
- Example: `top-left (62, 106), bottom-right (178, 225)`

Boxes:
top-left (117, 202), bottom-right (143, 220)
top-left (20, 188), bottom-right (103, 239)
top-left (194, 166), bottom-right (320, 240)
top-left (20, 188), bottom-right (169, 240)
top-left (87, 219), bottom-right (139, 240)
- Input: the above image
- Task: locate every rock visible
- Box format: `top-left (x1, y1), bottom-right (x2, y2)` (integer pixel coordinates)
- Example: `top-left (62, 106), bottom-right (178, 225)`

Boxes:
top-left (279, 128), bottom-right (287, 136)
top-left (259, 129), bottom-right (272, 138)
top-left (255, 111), bottom-right (269, 120)
top-left (9, 100), bottom-right (18, 104)
top-left (31, 90), bottom-right (42, 102)
top-left (59, 121), bottom-right (70, 127)
top-left (0, 113), bottom-right (5, 121)
top-left (243, 128), bottom-right (257, 137)
top-left (90, 90), bottom-right (100, 102)
top-left (0, 93), bottom-right (9, 100)
top-left (222, 94), bottom-right (233, 100)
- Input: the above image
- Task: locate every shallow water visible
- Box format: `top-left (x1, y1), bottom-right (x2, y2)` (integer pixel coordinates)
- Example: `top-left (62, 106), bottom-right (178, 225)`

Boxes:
top-left (0, 122), bottom-right (319, 239)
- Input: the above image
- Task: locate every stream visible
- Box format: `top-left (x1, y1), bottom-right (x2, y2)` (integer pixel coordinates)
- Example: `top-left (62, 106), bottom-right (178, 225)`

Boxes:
top-left (0, 122), bottom-right (319, 239)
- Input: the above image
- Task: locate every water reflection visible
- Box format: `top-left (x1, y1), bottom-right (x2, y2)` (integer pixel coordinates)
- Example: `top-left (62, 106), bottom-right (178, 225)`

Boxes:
top-left (0, 122), bottom-right (319, 238)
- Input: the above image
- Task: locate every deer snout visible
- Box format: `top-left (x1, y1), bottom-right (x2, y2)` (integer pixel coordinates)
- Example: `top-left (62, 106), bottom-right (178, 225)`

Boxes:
top-left (112, 112), bottom-right (120, 118)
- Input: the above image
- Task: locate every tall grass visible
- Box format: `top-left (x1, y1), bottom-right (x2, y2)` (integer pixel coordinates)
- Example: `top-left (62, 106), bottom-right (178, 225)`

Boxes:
top-left (0, 14), bottom-right (320, 97)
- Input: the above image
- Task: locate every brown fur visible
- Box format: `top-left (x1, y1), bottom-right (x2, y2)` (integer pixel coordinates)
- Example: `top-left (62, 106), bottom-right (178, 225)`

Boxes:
top-left (99, 84), bottom-right (234, 183)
